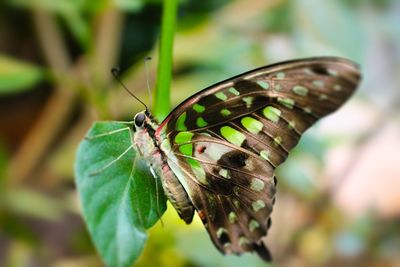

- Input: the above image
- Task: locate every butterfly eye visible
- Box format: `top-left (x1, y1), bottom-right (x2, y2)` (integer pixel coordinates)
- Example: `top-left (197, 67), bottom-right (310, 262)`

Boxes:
top-left (134, 113), bottom-right (146, 127)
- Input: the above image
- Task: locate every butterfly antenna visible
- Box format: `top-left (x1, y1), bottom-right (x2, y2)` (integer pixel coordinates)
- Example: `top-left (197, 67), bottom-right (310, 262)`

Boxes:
top-left (144, 56), bottom-right (153, 109)
top-left (111, 67), bottom-right (148, 111)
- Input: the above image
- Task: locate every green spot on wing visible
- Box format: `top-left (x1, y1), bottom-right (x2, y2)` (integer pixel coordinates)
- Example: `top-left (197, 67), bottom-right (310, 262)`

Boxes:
top-left (278, 97), bottom-right (295, 109)
top-left (196, 117), bottom-right (208, 127)
top-left (242, 96), bottom-right (254, 108)
top-left (328, 69), bottom-right (338, 76)
top-left (313, 80), bottom-right (324, 87)
top-left (217, 228), bottom-right (228, 238)
top-left (174, 131), bottom-right (194, 144)
top-left (215, 92), bottom-right (228, 101)
top-left (334, 84), bottom-right (342, 91)
top-left (179, 144), bottom-right (193, 156)
top-left (193, 104), bottom-right (205, 113)
top-left (276, 72), bottom-right (285, 79)
top-left (252, 200), bottom-right (265, 212)
top-left (241, 117), bottom-right (263, 134)
top-left (219, 169), bottom-right (230, 179)
top-left (187, 158), bottom-right (207, 184)
top-left (303, 68), bottom-right (314, 75)
top-left (263, 106), bottom-right (281, 123)
top-left (319, 94), bottom-right (328, 100)
top-left (303, 107), bottom-right (312, 114)
top-left (220, 126), bottom-right (246, 146)
top-left (257, 80), bottom-right (269, 89)
top-left (175, 132), bottom-right (194, 156)
top-left (288, 120), bottom-right (296, 130)
top-left (292, 85), bottom-right (308, 96)
top-left (176, 112), bottom-right (187, 131)
top-left (249, 219), bottom-right (260, 231)
top-left (228, 212), bottom-right (237, 223)
top-left (260, 150), bottom-right (270, 161)
top-left (228, 87), bottom-right (240, 95)
top-left (220, 108), bottom-right (231, 116)
top-left (239, 237), bottom-right (250, 246)
top-left (273, 136), bottom-right (282, 146)
top-left (250, 178), bottom-right (265, 191)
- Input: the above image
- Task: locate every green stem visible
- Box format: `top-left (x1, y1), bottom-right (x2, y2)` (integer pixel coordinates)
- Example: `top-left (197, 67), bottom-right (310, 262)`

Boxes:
top-left (153, 0), bottom-right (178, 120)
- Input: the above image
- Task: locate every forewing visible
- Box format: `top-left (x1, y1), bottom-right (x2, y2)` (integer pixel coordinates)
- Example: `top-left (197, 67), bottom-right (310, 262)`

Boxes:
top-left (159, 57), bottom-right (360, 140)
top-left (158, 57), bottom-right (361, 259)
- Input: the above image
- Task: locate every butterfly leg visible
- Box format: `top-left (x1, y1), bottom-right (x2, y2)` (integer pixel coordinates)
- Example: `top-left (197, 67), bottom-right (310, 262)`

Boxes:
top-left (148, 165), bottom-right (165, 226)
top-left (85, 126), bottom-right (131, 140)
top-left (89, 144), bottom-right (133, 176)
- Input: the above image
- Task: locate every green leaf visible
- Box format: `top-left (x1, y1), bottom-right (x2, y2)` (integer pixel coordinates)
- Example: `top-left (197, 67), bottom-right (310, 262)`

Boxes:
top-left (75, 121), bottom-right (167, 267)
top-left (0, 55), bottom-right (44, 94)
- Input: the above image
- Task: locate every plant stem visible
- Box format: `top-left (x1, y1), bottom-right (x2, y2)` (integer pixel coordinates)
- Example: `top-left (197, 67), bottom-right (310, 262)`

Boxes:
top-left (153, 0), bottom-right (178, 120)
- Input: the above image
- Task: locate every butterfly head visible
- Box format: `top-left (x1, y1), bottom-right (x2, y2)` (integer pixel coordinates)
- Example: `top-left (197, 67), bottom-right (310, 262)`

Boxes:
top-left (132, 109), bottom-right (158, 132)
top-left (134, 112), bottom-right (146, 129)
top-left (132, 110), bottom-right (159, 158)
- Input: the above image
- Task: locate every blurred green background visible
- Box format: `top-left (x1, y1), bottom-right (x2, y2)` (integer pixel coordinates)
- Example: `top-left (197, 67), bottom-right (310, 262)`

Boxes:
top-left (1, 0), bottom-right (400, 266)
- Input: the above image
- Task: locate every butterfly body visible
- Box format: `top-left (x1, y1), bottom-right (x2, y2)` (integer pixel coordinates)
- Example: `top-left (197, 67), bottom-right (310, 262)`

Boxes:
top-left (127, 57), bottom-right (360, 262)
top-left (133, 112), bottom-right (195, 224)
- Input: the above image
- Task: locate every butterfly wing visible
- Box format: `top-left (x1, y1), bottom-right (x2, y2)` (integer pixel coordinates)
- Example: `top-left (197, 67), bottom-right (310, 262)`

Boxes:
top-left (164, 132), bottom-right (276, 260)
top-left (157, 57), bottom-right (361, 260)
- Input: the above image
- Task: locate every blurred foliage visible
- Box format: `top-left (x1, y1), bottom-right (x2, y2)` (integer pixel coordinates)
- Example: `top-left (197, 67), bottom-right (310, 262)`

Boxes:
top-left (0, 56), bottom-right (44, 94)
top-left (1, 0), bottom-right (400, 267)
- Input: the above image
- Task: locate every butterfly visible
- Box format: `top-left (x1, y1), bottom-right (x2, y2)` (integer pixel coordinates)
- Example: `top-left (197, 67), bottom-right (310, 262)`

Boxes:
top-left (93, 57), bottom-right (361, 262)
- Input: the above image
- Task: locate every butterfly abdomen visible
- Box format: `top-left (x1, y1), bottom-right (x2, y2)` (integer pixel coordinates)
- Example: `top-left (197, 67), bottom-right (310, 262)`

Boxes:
top-left (160, 166), bottom-right (195, 224)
